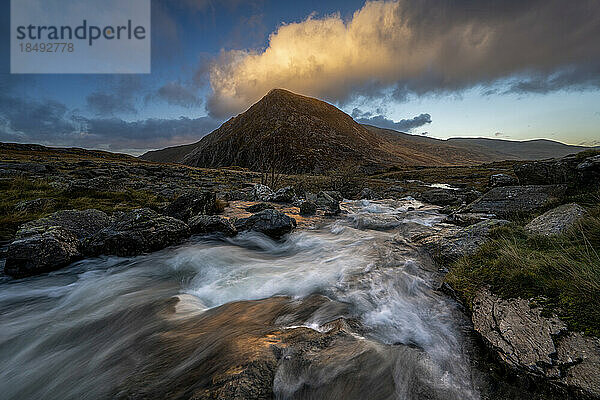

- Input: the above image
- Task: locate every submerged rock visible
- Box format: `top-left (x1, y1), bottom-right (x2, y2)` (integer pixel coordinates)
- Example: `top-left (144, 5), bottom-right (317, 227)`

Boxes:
top-left (459, 185), bottom-right (567, 220)
top-left (472, 289), bottom-right (600, 398)
top-left (118, 295), bottom-right (455, 400)
top-left (525, 203), bottom-right (586, 236)
top-left (234, 209), bottom-right (297, 239)
top-left (188, 215), bottom-right (237, 237)
top-left (84, 208), bottom-right (190, 257)
top-left (163, 190), bottom-right (216, 222)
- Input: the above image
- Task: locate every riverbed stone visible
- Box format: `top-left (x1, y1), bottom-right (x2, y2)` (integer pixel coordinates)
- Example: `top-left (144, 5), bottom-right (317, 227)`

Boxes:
top-left (4, 226), bottom-right (81, 277)
top-left (189, 215), bottom-right (237, 236)
top-left (267, 186), bottom-right (296, 203)
top-left (84, 208), bottom-right (190, 257)
top-left (252, 184), bottom-right (275, 202)
top-left (234, 209), bottom-right (297, 239)
top-left (315, 191), bottom-right (341, 215)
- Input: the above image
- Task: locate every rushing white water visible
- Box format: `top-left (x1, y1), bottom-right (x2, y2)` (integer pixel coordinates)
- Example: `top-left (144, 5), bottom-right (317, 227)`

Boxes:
top-left (0, 198), bottom-right (480, 400)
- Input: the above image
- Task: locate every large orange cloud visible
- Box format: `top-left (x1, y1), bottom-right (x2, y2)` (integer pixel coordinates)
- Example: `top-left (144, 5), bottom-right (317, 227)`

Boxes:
top-left (206, 0), bottom-right (600, 117)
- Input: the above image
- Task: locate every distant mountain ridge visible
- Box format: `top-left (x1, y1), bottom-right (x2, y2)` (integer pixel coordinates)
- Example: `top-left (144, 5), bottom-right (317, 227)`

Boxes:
top-left (140, 89), bottom-right (594, 170)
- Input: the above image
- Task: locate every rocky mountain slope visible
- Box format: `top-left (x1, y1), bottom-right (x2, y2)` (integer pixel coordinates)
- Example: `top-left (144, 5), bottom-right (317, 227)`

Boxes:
top-left (180, 89), bottom-right (393, 173)
top-left (140, 89), bottom-right (594, 171)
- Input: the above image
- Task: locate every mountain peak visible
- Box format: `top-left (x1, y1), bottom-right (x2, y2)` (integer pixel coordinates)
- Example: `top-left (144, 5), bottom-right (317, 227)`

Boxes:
top-left (181, 90), bottom-right (385, 173)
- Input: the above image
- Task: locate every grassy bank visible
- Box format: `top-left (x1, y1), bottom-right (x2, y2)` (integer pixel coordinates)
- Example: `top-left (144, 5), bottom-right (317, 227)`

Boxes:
top-left (0, 177), bottom-right (166, 242)
top-left (446, 202), bottom-right (600, 336)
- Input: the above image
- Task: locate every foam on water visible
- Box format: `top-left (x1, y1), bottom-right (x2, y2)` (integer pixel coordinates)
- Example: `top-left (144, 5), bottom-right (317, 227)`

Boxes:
top-left (0, 198), bottom-right (478, 400)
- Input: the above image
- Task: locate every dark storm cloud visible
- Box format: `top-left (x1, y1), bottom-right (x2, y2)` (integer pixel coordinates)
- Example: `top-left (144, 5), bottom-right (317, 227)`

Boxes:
top-left (352, 108), bottom-right (431, 132)
top-left (154, 82), bottom-right (202, 107)
top-left (207, 0), bottom-right (600, 117)
top-left (86, 76), bottom-right (143, 116)
top-left (0, 94), bottom-right (221, 152)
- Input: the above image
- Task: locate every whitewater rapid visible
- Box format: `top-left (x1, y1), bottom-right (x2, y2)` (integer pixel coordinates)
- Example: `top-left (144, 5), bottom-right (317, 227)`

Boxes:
top-left (0, 198), bottom-right (481, 400)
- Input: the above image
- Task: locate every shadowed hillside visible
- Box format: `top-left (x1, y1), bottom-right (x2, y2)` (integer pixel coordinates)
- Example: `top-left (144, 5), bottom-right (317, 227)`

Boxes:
top-left (141, 89), bottom-right (594, 171)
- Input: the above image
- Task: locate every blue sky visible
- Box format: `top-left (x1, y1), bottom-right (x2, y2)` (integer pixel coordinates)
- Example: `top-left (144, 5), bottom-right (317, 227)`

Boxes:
top-left (1, 0), bottom-right (599, 154)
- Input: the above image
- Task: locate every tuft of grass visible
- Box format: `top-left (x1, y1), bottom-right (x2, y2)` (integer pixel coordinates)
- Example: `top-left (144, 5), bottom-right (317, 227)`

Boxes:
top-left (0, 177), bottom-right (166, 242)
top-left (446, 206), bottom-right (600, 336)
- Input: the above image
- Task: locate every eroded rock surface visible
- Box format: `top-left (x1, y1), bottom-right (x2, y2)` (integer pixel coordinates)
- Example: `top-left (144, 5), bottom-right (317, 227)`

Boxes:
top-left (525, 203), bottom-right (586, 236)
top-left (267, 186), bottom-right (296, 203)
top-left (252, 184), bottom-right (275, 202)
top-left (514, 154), bottom-right (600, 187)
top-left (415, 219), bottom-right (509, 263)
top-left (472, 289), bottom-right (600, 398)
top-left (4, 227), bottom-right (80, 277)
top-left (315, 191), bottom-right (341, 215)
top-left (459, 185), bottom-right (567, 219)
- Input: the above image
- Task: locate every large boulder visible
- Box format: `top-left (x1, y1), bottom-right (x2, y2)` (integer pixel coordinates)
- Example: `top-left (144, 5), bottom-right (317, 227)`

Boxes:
top-left (472, 289), bottom-right (600, 398)
top-left (415, 219), bottom-right (509, 263)
top-left (514, 153), bottom-right (600, 186)
top-left (4, 209), bottom-right (111, 277)
top-left (525, 203), bottom-right (587, 236)
top-left (489, 173), bottom-right (518, 188)
top-left (299, 200), bottom-right (317, 216)
top-left (188, 215), bottom-right (237, 237)
top-left (460, 185), bottom-right (567, 220)
top-left (251, 184), bottom-right (275, 202)
top-left (234, 209), bottom-right (297, 239)
top-left (14, 209), bottom-right (111, 240)
top-left (84, 208), bottom-right (190, 257)
top-left (315, 191), bottom-right (341, 215)
top-left (267, 186), bottom-right (296, 203)
top-left (163, 190), bottom-right (216, 222)
top-left (4, 227), bottom-right (80, 277)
